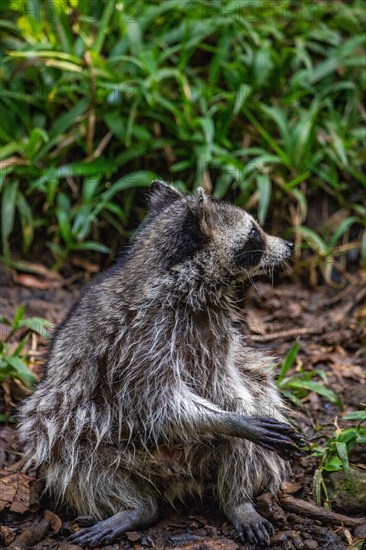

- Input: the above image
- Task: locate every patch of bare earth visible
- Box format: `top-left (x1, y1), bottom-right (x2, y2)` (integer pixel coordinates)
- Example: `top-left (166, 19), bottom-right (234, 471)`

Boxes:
top-left (1, 264), bottom-right (365, 549)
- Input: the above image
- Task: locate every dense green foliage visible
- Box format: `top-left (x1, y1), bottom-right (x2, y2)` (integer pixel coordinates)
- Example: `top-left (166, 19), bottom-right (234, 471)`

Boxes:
top-left (312, 409), bottom-right (366, 506)
top-left (1, 0), bottom-right (365, 276)
top-left (0, 306), bottom-right (51, 391)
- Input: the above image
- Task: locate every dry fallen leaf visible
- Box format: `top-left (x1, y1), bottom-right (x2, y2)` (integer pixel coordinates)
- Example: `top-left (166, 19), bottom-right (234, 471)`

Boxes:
top-left (44, 509), bottom-right (62, 534)
top-left (15, 274), bottom-right (63, 290)
top-left (0, 472), bottom-right (39, 514)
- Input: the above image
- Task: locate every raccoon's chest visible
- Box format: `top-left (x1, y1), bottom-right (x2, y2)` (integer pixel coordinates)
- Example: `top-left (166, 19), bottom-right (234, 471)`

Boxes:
top-left (182, 318), bottom-right (249, 409)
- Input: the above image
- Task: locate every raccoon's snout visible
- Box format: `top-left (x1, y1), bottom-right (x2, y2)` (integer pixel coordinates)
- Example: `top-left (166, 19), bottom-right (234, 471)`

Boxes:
top-left (257, 235), bottom-right (293, 270)
top-left (285, 241), bottom-right (294, 255)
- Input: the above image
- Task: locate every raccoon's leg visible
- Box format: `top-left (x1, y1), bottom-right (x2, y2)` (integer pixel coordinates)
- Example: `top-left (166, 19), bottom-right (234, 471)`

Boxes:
top-left (197, 411), bottom-right (306, 459)
top-left (217, 440), bottom-right (288, 547)
top-left (69, 499), bottom-right (159, 548)
top-left (176, 391), bottom-right (306, 459)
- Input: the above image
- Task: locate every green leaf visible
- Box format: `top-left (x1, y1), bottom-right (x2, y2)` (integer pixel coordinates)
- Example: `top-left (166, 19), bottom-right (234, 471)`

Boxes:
top-left (73, 241), bottom-right (111, 254)
top-left (24, 128), bottom-right (49, 160)
top-left (13, 334), bottom-right (29, 356)
top-left (335, 441), bottom-right (349, 472)
top-left (0, 316), bottom-right (10, 326)
top-left (18, 317), bottom-right (53, 339)
top-left (287, 380), bottom-right (340, 406)
top-left (7, 51), bottom-right (82, 64)
top-left (56, 193), bottom-right (72, 244)
top-left (0, 414), bottom-right (16, 424)
top-left (278, 341), bottom-right (301, 383)
top-left (329, 216), bottom-right (358, 248)
top-left (3, 356), bottom-right (36, 387)
top-left (13, 305), bottom-right (25, 329)
top-left (94, 171), bottom-right (159, 217)
top-left (82, 176), bottom-right (102, 202)
top-left (243, 108), bottom-right (289, 165)
top-left (16, 192), bottom-right (34, 252)
top-left (312, 469), bottom-right (324, 506)
top-left (93, 0), bottom-right (115, 55)
top-left (257, 173), bottom-right (271, 225)
top-left (296, 226), bottom-right (328, 255)
top-left (1, 180), bottom-right (18, 265)
top-left (34, 99), bottom-right (89, 161)
top-left (343, 410), bottom-right (366, 422)
top-left (322, 455), bottom-right (343, 472)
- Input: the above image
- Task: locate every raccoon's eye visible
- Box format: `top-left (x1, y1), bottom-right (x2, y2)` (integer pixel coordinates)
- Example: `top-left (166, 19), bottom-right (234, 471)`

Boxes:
top-left (250, 225), bottom-right (260, 239)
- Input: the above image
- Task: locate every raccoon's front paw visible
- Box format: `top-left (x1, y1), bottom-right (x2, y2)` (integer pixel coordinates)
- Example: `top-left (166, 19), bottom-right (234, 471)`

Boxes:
top-left (251, 416), bottom-right (307, 460)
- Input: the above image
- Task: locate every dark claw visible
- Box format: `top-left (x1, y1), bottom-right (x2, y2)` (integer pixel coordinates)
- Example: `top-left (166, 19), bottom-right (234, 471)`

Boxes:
top-left (237, 519), bottom-right (274, 548)
top-left (253, 416), bottom-right (308, 459)
top-left (70, 525), bottom-right (112, 548)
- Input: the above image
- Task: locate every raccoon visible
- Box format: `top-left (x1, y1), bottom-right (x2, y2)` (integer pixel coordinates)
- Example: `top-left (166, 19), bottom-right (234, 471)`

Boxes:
top-left (19, 182), bottom-right (306, 548)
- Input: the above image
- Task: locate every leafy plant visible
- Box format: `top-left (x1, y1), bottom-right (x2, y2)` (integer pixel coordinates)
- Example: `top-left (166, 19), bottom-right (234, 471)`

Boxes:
top-left (0, 306), bottom-right (52, 389)
top-left (277, 341), bottom-right (340, 407)
top-left (0, 1), bottom-right (365, 273)
top-left (312, 410), bottom-right (366, 506)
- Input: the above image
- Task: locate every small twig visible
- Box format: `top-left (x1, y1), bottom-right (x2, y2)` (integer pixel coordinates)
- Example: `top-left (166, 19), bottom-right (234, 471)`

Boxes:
top-left (84, 130), bottom-right (113, 162)
top-left (247, 326), bottom-right (322, 342)
top-left (280, 493), bottom-right (366, 528)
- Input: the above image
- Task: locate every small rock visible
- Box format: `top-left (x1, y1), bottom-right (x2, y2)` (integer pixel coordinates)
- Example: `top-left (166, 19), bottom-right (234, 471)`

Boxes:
top-left (205, 525), bottom-right (218, 537)
top-left (271, 530), bottom-right (290, 543)
top-left (271, 530), bottom-right (304, 548)
top-left (303, 541), bottom-right (318, 549)
top-left (126, 530), bottom-right (141, 542)
top-left (326, 466), bottom-right (366, 514)
top-left (0, 525), bottom-right (16, 546)
top-left (354, 523), bottom-right (366, 538)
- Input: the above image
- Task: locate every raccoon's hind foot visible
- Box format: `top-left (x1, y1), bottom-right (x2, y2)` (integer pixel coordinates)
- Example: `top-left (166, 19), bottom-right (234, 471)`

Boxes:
top-left (227, 501), bottom-right (274, 548)
top-left (69, 503), bottom-right (159, 548)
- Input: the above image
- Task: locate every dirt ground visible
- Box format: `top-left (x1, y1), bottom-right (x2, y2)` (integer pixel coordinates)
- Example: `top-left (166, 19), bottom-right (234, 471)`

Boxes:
top-left (0, 262), bottom-right (365, 549)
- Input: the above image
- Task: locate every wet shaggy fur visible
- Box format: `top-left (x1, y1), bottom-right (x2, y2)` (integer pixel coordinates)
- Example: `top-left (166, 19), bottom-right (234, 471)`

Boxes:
top-left (19, 182), bottom-right (304, 547)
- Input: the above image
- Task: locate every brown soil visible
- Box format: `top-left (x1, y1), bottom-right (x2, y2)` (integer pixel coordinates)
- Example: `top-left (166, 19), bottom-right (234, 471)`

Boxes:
top-left (0, 264), bottom-right (365, 550)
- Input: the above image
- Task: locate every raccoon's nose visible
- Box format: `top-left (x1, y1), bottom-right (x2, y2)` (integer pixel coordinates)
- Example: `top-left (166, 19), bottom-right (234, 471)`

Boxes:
top-left (285, 241), bottom-right (294, 254)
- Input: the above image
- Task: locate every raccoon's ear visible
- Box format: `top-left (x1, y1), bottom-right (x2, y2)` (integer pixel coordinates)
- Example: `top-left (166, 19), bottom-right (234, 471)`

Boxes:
top-left (149, 180), bottom-right (182, 213)
top-left (190, 187), bottom-right (214, 237)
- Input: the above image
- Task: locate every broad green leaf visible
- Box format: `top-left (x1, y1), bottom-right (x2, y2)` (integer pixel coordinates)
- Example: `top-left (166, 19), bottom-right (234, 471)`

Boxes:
top-left (322, 455), bottom-right (343, 472)
top-left (343, 410), bottom-right (366, 422)
top-left (18, 317), bottom-right (53, 339)
top-left (335, 441), bottom-right (349, 472)
top-left (4, 356), bottom-right (36, 387)
top-left (287, 379), bottom-right (340, 406)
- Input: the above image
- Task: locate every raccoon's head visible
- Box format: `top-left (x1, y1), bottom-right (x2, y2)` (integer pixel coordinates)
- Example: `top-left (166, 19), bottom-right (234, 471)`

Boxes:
top-left (143, 181), bottom-right (293, 286)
